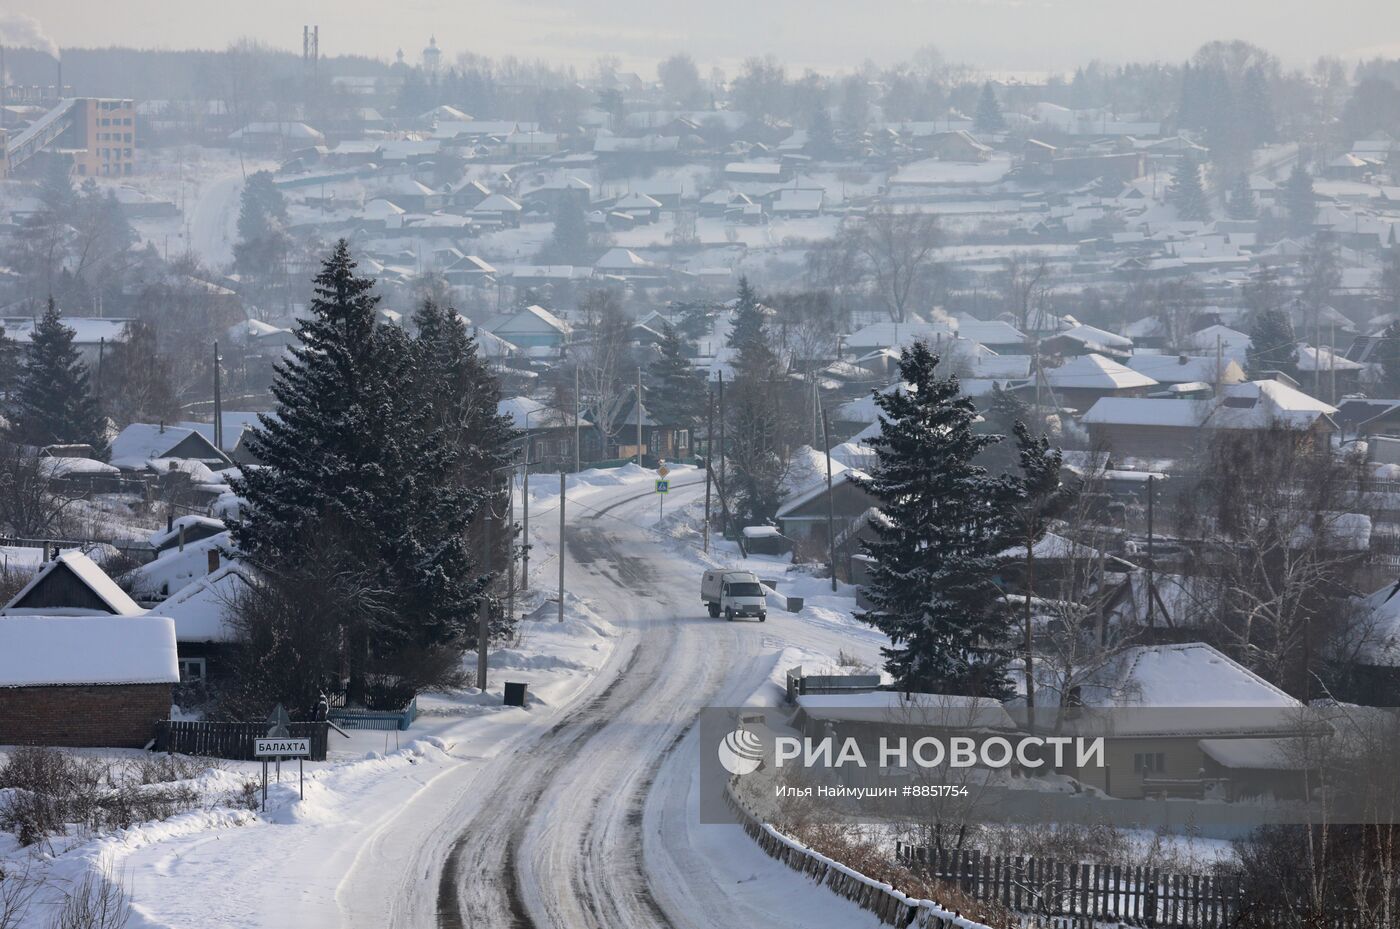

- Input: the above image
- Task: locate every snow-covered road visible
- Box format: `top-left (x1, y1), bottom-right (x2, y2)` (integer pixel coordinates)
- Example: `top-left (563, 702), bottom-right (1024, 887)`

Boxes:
top-left (369, 473), bottom-right (889, 929)
top-left (85, 469), bottom-right (887, 929)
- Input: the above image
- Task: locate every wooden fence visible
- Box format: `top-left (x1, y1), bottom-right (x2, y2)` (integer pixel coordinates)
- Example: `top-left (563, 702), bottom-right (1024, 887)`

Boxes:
top-left (329, 697), bottom-right (419, 731)
top-left (155, 720), bottom-right (329, 761)
top-left (725, 786), bottom-right (985, 927)
top-left (896, 842), bottom-right (1238, 928)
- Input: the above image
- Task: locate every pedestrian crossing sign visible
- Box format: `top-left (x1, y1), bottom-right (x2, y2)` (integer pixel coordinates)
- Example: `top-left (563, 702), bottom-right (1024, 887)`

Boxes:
top-left (655, 479), bottom-right (670, 494)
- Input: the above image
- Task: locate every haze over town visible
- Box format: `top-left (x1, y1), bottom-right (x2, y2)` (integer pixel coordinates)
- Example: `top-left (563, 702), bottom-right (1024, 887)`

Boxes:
top-left (2, 4), bottom-right (1400, 929)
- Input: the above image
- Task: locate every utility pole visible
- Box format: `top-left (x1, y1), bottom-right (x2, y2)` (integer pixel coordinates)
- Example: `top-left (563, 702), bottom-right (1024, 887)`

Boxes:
top-left (703, 384), bottom-right (713, 554)
top-left (718, 371), bottom-right (726, 537)
top-left (821, 405), bottom-right (837, 592)
top-left (557, 472), bottom-right (566, 623)
top-left (505, 472), bottom-right (515, 634)
top-left (635, 366), bottom-right (643, 467)
top-left (573, 365), bottom-right (581, 473)
top-left (1145, 475), bottom-right (1156, 629)
top-left (521, 455), bottom-right (530, 591)
top-left (212, 340), bottom-right (223, 452)
top-left (95, 338), bottom-right (105, 406)
top-left (477, 500), bottom-right (493, 692)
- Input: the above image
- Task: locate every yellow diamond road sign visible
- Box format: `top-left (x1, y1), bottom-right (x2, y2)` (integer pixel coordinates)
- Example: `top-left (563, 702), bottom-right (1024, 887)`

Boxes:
top-left (657, 464), bottom-right (669, 478)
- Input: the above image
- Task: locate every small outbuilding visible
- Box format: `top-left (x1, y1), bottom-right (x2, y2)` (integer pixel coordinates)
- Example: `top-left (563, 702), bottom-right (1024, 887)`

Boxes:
top-left (0, 615), bottom-right (179, 747)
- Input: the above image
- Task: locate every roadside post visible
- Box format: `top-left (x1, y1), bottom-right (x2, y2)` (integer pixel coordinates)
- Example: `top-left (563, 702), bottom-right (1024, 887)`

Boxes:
top-left (257, 704), bottom-right (310, 810)
top-left (656, 461), bottom-right (669, 520)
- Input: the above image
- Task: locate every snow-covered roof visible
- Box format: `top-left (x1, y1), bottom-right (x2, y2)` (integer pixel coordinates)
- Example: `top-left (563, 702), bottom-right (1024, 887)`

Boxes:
top-left (796, 691), bottom-right (1015, 730)
top-left (496, 396), bottom-right (589, 430)
top-left (471, 193), bottom-right (523, 213)
top-left (1210, 380), bottom-right (1336, 430)
top-left (130, 533), bottom-right (233, 601)
top-left (594, 247), bottom-right (656, 271)
top-left (776, 468), bottom-right (869, 518)
top-left (1056, 324), bottom-right (1133, 350)
top-left (955, 319), bottom-right (1026, 345)
top-left (844, 320), bottom-right (955, 351)
top-left (0, 615), bottom-right (179, 687)
top-left (492, 304), bottom-right (571, 336)
top-left (1043, 354), bottom-right (1157, 390)
top-left (148, 516), bottom-right (227, 551)
top-left (1126, 354), bottom-right (1244, 385)
top-left (1295, 344), bottom-right (1364, 373)
top-left (615, 192), bottom-right (663, 210)
top-left (110, 423), bottom-right (225, 467)
top-left (1085, 643), bottom-right (1300, 709)
top-left (159, 564), bottom-right (252, 643)
top-left (1, 550), bottom-right (143, 617)
top-left (1082, 397), bottom-right (1208, 428)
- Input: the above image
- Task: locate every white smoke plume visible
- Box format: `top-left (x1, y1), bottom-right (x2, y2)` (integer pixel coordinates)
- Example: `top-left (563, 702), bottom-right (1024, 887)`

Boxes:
top-left (0, 13), bottom-right (60, 60)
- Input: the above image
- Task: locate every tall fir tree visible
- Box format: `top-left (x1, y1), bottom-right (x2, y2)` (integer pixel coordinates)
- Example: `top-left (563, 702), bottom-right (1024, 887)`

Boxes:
top-left (855, 341), bottom-right (1017, 697)
top-left (540, 196), bottom-right (590, 265)
top-left (8, 298), bottom-right (107, 457)
top-left (974, 82), bottom-right (1005, 133)
top-left (233, 242), bottom-right (503, 699)
top-left (1241, 66), bottom-right (1276, 147)
top-left (409, 298), bottom-right (517, 640)
top-left (1168, 157), bottom-right (1211, 222)
top-left (0, 323), bottom-right (19, 398)
top-left (1227, 173), bottom-right (1258, 220)
top-left (1245, 308), bottom-right (1300, 380)
top-left (647, 323), bottom-right (706, 432)
top-left (1379, 320), bottom-right (1400, 397)
top-left (727, 276), bottom-right (765, 351)
top-left (1284, 166), bottom-right (1316, 237)
top-left (976, 382), bottom-right (1034, 475)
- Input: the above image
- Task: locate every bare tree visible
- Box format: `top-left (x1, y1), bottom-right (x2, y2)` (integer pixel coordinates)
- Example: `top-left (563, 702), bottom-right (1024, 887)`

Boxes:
top-left (1177, 425), bottom-right (1370, 695)
top-left (571, 289), bottom-right (635, 450)
top-left (842, 206), bottom-right (943, 323)
top-left (1000, 251), bottom-right (1053, 334)
top-left (0, 444), bottom-right (88, 538)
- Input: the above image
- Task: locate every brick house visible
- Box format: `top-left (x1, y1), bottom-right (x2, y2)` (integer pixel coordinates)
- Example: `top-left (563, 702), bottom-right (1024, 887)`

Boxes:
top-left (0, 616), bottom-right (179, 748)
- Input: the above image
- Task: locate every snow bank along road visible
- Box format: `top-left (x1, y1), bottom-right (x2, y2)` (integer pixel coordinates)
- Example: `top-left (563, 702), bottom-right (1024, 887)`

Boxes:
top-left (355, 475), bottom-right (889, 929)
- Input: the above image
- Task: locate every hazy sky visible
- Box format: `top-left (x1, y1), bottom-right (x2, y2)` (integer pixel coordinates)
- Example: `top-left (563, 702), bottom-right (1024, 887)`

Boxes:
top-left (5, 1), bottom-right (1400, 76)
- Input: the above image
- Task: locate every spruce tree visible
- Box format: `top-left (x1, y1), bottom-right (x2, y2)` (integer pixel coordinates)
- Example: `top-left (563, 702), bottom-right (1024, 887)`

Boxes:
top-left (0, 323), bottom-right (19, 398)
top-left (1379, 320), bottom-right (1400, 397)
top-left (976, 382), bottom-right (1033, 475)
top-left (1168, 157), bottom-right (1211, 222)
top-left (647, 323), bottom-right (706, 432)
top-left (233, 242), bottom-right (496, 700)
top-left (1284, 166), bottom-right (1315, 237)
top-left (855, 341), bottom-right (1017, 697)
top-left (1241, 66), bottom-right (1276, 147)
top-left (1245, 308), bottom-right (1300, 380)
top-left (724, 278), bottom-right (788, 527)
top-left (1227, 173), bottom-right (1258, 220)
top-left (8, 298), bottom-right (107, 456)
top-left (540, 196), bottom-right (590, 265)
top-left (728, 276), bottom-right (766, 351)
top-left (974, 82), bottom-right (1005, 133)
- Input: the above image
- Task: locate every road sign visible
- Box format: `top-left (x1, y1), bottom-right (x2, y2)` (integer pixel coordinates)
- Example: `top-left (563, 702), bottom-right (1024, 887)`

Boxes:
top-left (255, 738), bottom-right (310, 757)
top-left (655, 479), bottom-right (670, 494)
top-left (657, 463), bottom-right (670, 478)
top-left (265, 703), bottom-right (291, 738)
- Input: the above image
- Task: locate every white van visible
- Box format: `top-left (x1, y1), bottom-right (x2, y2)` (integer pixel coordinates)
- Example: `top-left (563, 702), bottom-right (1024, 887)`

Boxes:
top-left (701, 570), bottom-right (767, 622)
